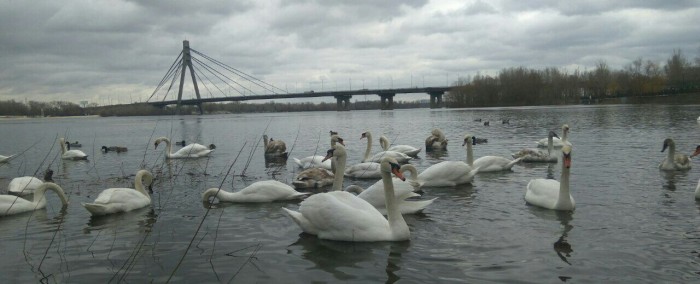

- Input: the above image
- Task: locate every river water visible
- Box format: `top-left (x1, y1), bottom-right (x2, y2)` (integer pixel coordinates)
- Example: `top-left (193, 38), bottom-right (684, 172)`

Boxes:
top-left (0, 104), bottom-right (699, 283)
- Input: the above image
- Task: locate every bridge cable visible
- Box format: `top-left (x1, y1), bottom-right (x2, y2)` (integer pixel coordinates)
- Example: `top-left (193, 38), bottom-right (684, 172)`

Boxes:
top-left (192, 56), bottom-right (251, 96)
top-left (147, 52), bottom-right (183, 102)
top-left (191, 49), bottom-right (286, 94)
top-left (160, 62), bottom-right (183, 102)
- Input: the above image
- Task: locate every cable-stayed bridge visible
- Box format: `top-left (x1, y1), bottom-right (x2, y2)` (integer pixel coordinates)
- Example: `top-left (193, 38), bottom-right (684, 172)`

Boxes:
top-left (147, 41), bottom-right (450, 114)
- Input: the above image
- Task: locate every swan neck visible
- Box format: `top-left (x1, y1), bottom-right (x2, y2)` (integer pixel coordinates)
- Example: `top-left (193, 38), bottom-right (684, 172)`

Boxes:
top-left (381, 167), bottom-right (406, 233)
top-left (380, 136), bottom-right (389, 151)
top-left (59, 138), bottom-right (67, 154)
top-left (363, 133), bottom-right (372, 162)
top-left (163, 138), bottom-right (173, 158)
top-left (401, 165), bottom-right (419, 181)
top-left (37, 182), bottom-right (68, 207)
top-left (558, 165), bottom-right (572, 207)
top-left (548, 136), bottom-right (554, 155)
top-left (695, 179), bottom-right (700, 199)
top-left (134, 171), bottom-right (152, 199)
top-left (332, 152), bottom-right (347, 191)
top-left (204, 188), bottom-right (235, 202)
top-left (562, 129), bottom-right (569, 142)
top-left (466, 142), bottom-right (474, 166)
top-left (666, 143), bottom-right (675, 161)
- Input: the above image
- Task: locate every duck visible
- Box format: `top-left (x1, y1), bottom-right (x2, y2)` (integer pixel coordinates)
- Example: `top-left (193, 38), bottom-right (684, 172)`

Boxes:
top-left (659, 138), bottom-right (692, 171)
top-left (101, 146), bottom-right (128, 153)
top-left (263, 134), bottom-right (288, 158)
top-left (425, 128), bottom-right (448, 151)
top-left (69, 141), bottom-right (82, 148)
top-left (537, 124), bottom-right (572, 148)
top-left (154, 137), bottom-right (214, 158)
top-left (282, 144), bottom-right (411, 242)
top-left (418, 134), bottom-right (481, 187)
top-left (0, 182), bottom-right (69, 216)
top-left (82, 170), bottom-right (154, 216)
top-left (202, 180), bottom-right (309, 203)
top-left (292, 135), bottom-right (344, 170)
top-left (175, 140), bottom-right (186, 146)
top-left (344, 164), bottom-right (434, 215)
top-left (470, 136), bottom-right (522, 172)
top-left (379, 135), bottom-right (421, 157)
top-left (8, 169), bottom-right (54, 196)
top-left (525, 145), bottom-right (575, 210)
top-left (513, 131), bottom-right (560, 163)
top-left (59, 138), bottom-right (88, 160)
top-left (361, 131), bottom-right (412, 163)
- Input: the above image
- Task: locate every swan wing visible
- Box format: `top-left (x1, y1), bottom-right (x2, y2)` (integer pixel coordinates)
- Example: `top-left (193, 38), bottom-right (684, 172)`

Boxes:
top-left (674, 154), bottom-right (692, 170)
top-left (473, 156), bottom-right (519, 172)
top-left (388, 145), bottom-right (421, 157)
top-left (369, 151), bottom-right (411, 163)
top-left (525, 179), bottom-right (560, 209)
top-left (344, 162), bottom-right (381, 178)
top-left (237, 180), bottom-right (308, 201)
top-left (419, 161), bottom-right (475, 187)
top-left (8, 177), bottom-right (43, 195)
top-left (297, 191), bottom-right (390, 241)
top-left (0, 195), bottom-right (34, 215)
top-left (357, 178), bottom-right (419, 208)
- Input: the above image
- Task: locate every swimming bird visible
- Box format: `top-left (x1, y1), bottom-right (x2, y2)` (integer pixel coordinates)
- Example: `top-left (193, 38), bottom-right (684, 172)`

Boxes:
top-left (525, 145), bottom-right (575, 211)
top-left (418, 134), bottom-right (481, 187)
top-left (263, 134), bottom-right (288, 158)
top-left (59, 138), bottom-right (88, 160)
top-left (0, 154), bottom-right (15, 163)
top-left (469, 136), bottom-right (521, 172)
top-left (283, 144), bottom-right (411, 242)
top-left (69, 141), bottom-right (82, 148)
top-left (425, 128), bottom-right (448, 151)
top-left (1, 182), bottom-right (69, 216)
top-left (379, 135), bottom-right (421, 157)
top-left (362, 131), bottom-right (412, 163)
top-left (82, 170), bottom-right (154, 216)
top-left (101, 146), bottom-right (128, 153)
top-left (537, 124), bottom-right (572, 148)
top-left (292, 135), bottom-right (344, 170)
top-left (8, 169), bottom-right (53, 196)
top-left (202, 180), bottom-right (309, 203)
top-left (659, 138), bottom-right (692, 171)
top-left (513, 131), bottom-right (560, 163)
top-left (154, 137), bottom-right (213, 158)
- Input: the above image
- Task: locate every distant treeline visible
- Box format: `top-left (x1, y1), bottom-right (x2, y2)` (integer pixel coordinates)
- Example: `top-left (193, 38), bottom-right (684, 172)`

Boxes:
top-left (445, 49), bottom-right (700, 107)
top-left (2, 48), bottom-right (698, 116)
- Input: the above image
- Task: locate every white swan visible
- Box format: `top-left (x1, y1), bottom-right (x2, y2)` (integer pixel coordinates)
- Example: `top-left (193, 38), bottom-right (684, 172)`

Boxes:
top-left (263, 134), bottom-right (288, 158)
top-left (537, 125), bottom-right (572, 148)
top-left (82, 170), bottom-right (155, 216)
top-left (345, 164), bottom-right (434, 215)
top-left (513, 131), bottom-right (560, 163)
top-left (695, 178), bottom-right (700, 200)
top-left (8, 176), bottom-right (43, 196)
top-left (203, 180), bottom-right (309, 203)
top-left (658, 138), bottom-right (692, 171)
top-left (468, 136), bottom-right (522, 172)
top-left (292, 135), bottom-right (344, 170)
top-left (525, 145), bottom-right (575, 210)
top-left (425, 128), bottom-right (448, 151)
top-left (344, 161), bottom-right (381, 179)
top-left (282, 144), bottom-right (411, 242)
top-left (361, 131), bottom-right (412, 163)
top-left (418, 134), bottom-right (481, 187)
top-left (379, 135), bottom-right (421, 157)
top-left (1, 182), bottom-right (69, 216)
top-left (154, 137), bottom-right (213, 159)
top-left (59, 137), bottom-right (88, 160)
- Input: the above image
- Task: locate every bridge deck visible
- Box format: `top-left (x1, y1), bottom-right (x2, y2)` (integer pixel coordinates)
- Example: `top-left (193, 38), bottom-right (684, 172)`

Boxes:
top-left (149, 87), bottom-right (450, 107)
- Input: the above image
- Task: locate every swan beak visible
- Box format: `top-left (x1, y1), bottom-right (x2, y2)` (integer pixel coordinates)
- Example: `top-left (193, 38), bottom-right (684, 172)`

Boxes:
top-left (322, 149), bottom-right (335, 162)
top-left (563, 155), bottom-right (572, 168)
top-left (391, 164), bottom-right (406, 181)
top-left (154, 142), bottom-right (160, 149)
top-left (338, 138), bottom-right (345, 146)
top-left (661, 142), bottom-right (668, 152)
top-left (692, 146), bottom-right (700, 157)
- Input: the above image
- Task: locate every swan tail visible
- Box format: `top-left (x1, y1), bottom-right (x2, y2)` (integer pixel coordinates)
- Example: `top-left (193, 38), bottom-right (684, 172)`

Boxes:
top-left (399, 198), bottom-right (437, 214)
top-left (282, 207), bottom-right (317, 234)
top-left (289, 192), bottom-right (312, 200)
top-left (292, 158), bottom-right (303, 168)
top-left (82, 202), bottom-right (111, 216)
top-left (466, 166), bottom-right (481, 181)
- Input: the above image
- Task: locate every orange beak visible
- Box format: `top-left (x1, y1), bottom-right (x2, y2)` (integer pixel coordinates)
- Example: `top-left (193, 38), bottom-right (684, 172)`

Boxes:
top-left (391, 167), bottom-right (406, 181)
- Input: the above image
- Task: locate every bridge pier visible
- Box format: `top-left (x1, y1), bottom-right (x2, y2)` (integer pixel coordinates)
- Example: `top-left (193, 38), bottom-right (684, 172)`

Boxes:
top-left (335, 95), bottom-right (351, 111)
top-left (379, 93), bottom-right (395, 110)
top-left (429, 92), bottom-right (444, 109)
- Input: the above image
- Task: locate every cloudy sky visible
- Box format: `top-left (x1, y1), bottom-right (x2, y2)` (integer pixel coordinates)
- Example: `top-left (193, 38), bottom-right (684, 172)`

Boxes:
top-left (0, 0), bottom-right (698, 105)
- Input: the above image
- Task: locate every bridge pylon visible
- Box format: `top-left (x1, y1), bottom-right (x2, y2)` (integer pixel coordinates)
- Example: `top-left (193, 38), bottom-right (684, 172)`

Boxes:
top-left (176, 40), bottom-right (204, 115)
